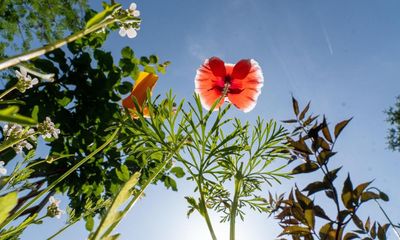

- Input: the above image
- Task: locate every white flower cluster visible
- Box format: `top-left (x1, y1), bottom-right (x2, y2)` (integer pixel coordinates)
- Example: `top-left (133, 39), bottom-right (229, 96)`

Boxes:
top-left (119, 3), bottom-right (141, 38)
top-left (0, 161), bottom-right (7, 176)
top-left (3, 124), bottom-right (36, 153)
top-left (47, 196), bottom-right (65, 219)
top-left (37, 117), bottom-right (60, 139)
top-left (15, 68), bottom-right (39, 93)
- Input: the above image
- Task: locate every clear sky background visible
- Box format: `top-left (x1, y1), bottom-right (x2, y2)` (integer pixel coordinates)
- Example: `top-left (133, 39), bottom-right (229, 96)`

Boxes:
top-left (21, 0), bottom-right (400, 239)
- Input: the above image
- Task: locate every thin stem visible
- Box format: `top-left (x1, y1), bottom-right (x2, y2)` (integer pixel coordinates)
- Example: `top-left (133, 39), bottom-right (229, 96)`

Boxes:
top-left (47, 220), bottom-right (77, 240)
top-left (230, 177), bottom-right (242, 240)
top-left (0, 86), bottom-right (17, 99)
top-left (373, 199), bottom-right (400, 239)
top-left (197, 177), bottom-right (218, 240)
top-left (0, 127), bottom-right (120, 230)
top-left (0, 18), bottom-right (117, 71)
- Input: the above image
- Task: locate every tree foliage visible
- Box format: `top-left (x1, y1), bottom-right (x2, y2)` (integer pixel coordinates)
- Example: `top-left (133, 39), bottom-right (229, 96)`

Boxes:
top-left (386, 95), bottom-right (400, 152)
top-left (0, 0), bottom-right (88, 56)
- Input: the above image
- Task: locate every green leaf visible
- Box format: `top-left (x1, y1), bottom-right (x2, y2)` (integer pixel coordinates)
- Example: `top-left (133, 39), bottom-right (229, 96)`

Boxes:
top-left (140, 57), bottom-right (150, 66)
top-left (85, 216), bottom-right (95, 231)
top-left (0, 192), bottom-right (18, 223)
top-left (121, 47), bottom-right (134, 59)
top-left (334, 118), bottom-right (353, 139)
top-left (149, 55), bottom-right (158, 64)
top-left (143, 65), bottom-right (156, 74)
top-left (91, 172), bottom-right (140, 240)
top-left (0, 106), bottom-right (37, 125)
top-left (170, 167), bottom-right (185, 178)
top-left (86, 4), bottom-right (121, 28)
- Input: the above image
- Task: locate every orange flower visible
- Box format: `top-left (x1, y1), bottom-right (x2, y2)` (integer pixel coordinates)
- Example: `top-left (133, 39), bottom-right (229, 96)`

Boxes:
top-left (122, 72), bottom-right (158, 118)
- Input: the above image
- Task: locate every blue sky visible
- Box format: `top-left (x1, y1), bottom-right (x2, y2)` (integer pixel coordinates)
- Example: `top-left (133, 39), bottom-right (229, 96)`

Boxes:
top-left (21, 0), bottom-right (400, 239)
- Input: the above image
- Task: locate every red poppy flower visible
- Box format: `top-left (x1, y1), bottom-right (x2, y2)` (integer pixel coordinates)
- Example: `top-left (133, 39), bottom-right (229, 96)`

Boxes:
top-left (122, 72), bottom-right (158, 118)
top-left (195, 57), bottom-right (264, 112)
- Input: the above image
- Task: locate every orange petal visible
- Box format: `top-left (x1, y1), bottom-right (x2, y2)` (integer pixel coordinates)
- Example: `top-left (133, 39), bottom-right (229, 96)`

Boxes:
top-left (227, 59), bottom-right (264, 112)
top-left (122, 72), bottom-right (158, 118)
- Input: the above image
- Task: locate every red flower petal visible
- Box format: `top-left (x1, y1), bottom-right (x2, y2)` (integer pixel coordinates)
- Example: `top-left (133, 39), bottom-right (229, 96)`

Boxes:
top-left (227, 59), bottom-right (264, 112)
top-left (208, 57), bottom-right (226, 77)
top-left (231, 59), bottom-right (252, 79)
top-left (194, 59), bottom-right (225, 110)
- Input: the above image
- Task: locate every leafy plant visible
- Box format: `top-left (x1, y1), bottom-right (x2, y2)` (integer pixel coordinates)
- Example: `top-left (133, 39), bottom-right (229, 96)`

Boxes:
top-left (175, 96), bottom-right (291, 240)
top-left (271, 97), bottom-right (391, 240)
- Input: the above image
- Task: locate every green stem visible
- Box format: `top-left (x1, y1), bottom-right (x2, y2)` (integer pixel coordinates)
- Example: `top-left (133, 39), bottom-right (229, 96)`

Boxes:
top-left (0, 86), bottom-right (17, 99)
top-left (47, 220), bottom-right (77, 240)
top-left (198, 179), bottom-right (218, 240)
top-left (230, 177), bottom-right (242, 240)
top-left (0, 127), bottom-right (120, 230)
top-left (0, 18), bottom-right (116, 71)
top-left (0, 215), bottom-right (47, 238)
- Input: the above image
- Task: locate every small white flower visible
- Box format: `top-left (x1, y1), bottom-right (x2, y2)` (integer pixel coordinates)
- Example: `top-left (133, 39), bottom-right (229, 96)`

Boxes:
top-left (37, 117), bottom-right (60, 139)
top-left (47, 196), bottom-right (65, 219)
top-left (15, 68), bottom-right (39, 93)
top-left (0, 161), bottom-right (7, 176)
top-left (2, 124), bottom-right (36, 153)
top-left (128, 3), bottom-right (140, 17)
top-left (119, 26), bottom-right (137, 38)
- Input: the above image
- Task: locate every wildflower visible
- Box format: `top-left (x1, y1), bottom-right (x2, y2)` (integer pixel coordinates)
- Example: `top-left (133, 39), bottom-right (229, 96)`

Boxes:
top-left (15, 68), bottom-right (39, 93)
top-left (122, 72), bottom-right (158, 119)
top-left (0, 161), bottom-right (7, 176)
top-left (127, 3), bottom-right (140, 17)
top-left (47, 196), bottom-right (65, 219)
top-left (119, 26), bottom-right (138, 38)
top-left (3, 124), bottom-right (36, 153)
top-left (37, 117), bottom-right (60, 139)
top-left (195, 57), bottom-right (264, 112)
